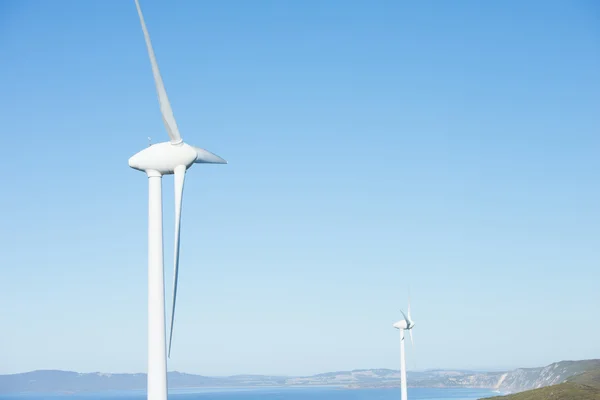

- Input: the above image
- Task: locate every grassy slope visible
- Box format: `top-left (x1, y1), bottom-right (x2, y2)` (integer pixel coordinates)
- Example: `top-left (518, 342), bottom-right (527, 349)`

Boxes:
top-left (570, 369), bottom-right (600, 387)
top-left (482, 369), bottom-right (600, 400)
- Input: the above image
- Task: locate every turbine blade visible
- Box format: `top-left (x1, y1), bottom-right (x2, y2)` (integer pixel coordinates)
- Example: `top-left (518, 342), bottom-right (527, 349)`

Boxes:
top-left (134, 0), bottom-right (182, 144)
top-left (407, 288), bottom-right (411, 320)
top-left (409, 329), bottom-right (417, 371)
top-left (168, 165), bottom-right (186, 358)
top-left (399, 309), bottom-right (409, 323)
top-left (193, 146), bottom-right (227, 164)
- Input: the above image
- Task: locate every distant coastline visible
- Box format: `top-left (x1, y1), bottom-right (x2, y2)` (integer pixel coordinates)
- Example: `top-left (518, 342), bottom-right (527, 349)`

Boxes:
top-left (1, 360), bottom-right (599, 395)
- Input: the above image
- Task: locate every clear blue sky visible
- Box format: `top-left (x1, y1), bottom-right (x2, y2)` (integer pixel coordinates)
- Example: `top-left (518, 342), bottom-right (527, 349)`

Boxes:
top-left (1, 0), bottom-right (598, 376)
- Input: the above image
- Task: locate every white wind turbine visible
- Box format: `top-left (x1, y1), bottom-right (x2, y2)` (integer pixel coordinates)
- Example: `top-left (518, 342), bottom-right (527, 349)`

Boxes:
top-left (393, 298), bottom-right (416, 400)
top-left (128, 1), bottom-right (226, 400)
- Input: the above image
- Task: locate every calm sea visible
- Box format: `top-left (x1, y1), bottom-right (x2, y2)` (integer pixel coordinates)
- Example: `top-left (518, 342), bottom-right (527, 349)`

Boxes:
top-left (0, 387), bottom-right (498, 400)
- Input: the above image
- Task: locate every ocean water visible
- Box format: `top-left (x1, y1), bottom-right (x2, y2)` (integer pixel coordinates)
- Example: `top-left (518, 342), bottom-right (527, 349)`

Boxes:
top-left (0, 387), bottom-right (497, 400)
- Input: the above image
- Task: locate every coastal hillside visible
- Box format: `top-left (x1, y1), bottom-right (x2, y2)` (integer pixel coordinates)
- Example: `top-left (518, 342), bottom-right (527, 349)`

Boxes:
top-left (482, 368), bottom-right (600, 400)
top-left (493, 359), bottom-right (600, 393)
top-left (344, 360), bottom-right (600, 394)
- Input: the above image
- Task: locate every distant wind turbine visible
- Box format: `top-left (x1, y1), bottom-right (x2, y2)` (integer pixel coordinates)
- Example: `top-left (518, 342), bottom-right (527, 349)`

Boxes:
top-left (129, 1), bottom-right (226, 400)
top-left (393, 298), bottom-right (416, 400)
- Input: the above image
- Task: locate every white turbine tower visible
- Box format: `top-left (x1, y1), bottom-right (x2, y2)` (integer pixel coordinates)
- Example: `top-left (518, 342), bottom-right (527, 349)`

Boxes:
top-left (129, 1), bottom-right (226, 400)
top-left (393, 299), bottom-right (415, 400)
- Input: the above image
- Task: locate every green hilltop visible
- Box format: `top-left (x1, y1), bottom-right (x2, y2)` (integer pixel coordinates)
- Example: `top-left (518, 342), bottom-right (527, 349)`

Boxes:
top-left (483, 369), bottom-right (600, 400)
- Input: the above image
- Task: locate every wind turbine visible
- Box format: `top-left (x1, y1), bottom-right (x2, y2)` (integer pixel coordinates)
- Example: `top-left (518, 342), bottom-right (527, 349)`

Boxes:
top-left (393, 299), bottom-right (415, 400)
top-left (128, 1), bottom-right (226, 400)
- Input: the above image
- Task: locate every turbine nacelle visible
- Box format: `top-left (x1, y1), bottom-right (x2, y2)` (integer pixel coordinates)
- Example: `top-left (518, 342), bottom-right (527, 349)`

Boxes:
top-left (393, 320), bottom-right (408, 330)
top-left (129, 141), bottom-right (226, 175)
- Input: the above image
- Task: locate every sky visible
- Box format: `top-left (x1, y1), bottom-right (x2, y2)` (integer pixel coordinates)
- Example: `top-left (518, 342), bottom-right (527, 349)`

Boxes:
top-left (0, 0), bottom-right (599, 377)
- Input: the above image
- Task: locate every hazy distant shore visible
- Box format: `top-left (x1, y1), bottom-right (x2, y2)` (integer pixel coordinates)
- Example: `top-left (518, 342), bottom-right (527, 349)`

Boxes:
top-left (1, 360), bottom-right (599, 395)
